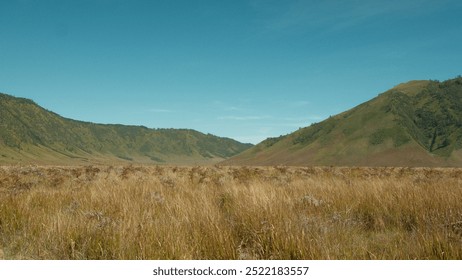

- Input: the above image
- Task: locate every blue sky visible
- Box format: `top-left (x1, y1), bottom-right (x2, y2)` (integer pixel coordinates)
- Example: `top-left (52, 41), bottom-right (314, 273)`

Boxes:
top-left (1, 0), bottom-right (461, 144)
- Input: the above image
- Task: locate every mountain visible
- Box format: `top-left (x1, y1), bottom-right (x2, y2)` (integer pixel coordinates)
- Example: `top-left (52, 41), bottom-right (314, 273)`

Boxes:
top-left (224, 77), bottom-right (462, 167)
top-left (0, 93), bottom-right (252, 165)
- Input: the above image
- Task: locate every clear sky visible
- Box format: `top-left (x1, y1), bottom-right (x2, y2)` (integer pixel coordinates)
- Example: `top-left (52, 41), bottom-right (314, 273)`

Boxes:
top-left (1, 0), bottom-right (462, 144)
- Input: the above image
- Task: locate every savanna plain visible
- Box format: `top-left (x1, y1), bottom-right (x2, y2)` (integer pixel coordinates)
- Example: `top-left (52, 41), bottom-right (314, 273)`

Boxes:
top-left (0, 164), bottom-right (461, 260)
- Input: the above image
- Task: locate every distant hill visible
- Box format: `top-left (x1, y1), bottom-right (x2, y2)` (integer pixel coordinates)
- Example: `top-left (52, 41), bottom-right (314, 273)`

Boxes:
top-left (0, 93), bottom-right (252, 165)
top-left (224, 77), bottom-right (462, 167)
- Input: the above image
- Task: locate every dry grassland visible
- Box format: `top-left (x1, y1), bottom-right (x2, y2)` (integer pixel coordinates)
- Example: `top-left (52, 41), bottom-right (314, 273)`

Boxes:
top-left (0, 165), bottom-right (461, 259)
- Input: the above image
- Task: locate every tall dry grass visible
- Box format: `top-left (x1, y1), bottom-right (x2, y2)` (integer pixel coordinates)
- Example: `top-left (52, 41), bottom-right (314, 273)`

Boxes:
top-left (0, 165), bottom-right (461, 259)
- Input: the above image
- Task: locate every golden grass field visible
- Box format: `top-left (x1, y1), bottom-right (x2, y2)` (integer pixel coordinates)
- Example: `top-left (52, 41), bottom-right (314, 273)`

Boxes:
top-left (0, 165), bottom-right (461, 260)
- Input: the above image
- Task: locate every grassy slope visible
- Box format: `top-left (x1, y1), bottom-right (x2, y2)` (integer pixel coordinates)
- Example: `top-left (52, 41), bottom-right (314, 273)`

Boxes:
top-left (0, 93), bottom-right (252, 165)
top-left (225, 77), bottom-right (462, 167)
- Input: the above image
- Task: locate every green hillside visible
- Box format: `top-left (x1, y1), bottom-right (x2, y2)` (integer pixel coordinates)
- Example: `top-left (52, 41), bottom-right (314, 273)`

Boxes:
top-left (224, 77), bottom-right (462, 167)
top-left (0, 93), bottom-right (252, 165)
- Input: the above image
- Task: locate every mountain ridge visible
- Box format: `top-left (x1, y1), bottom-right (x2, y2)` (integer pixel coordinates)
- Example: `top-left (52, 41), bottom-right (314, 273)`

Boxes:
top-left (0, 92), bottom-right (252, 165)
top-left (223, 76), bottom-right (462, 167)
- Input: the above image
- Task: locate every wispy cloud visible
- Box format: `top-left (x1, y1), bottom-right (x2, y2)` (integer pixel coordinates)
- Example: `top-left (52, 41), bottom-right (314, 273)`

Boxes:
top-left (148, 108), bottom-right (175, 113)
top-left (224, 106), bottom-right (242, 111)
top-left (251, 0), bottom-right (452, 32)
top-left (212, 100), bottom-right (247, 112)
top-left (218, 115), bottom-right (271, 121)
top-left (288, 101), bottom-right (310, 107)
